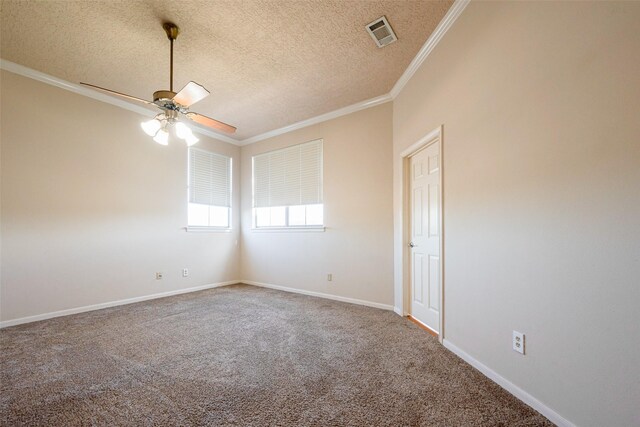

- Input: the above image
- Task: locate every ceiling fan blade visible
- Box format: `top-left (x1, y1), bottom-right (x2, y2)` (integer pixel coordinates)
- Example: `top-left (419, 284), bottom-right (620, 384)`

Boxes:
top-left (186, 112), bottom-right (237, 134)
top-left (173, 81), bottom-right (210, 107)
top-left (80, 82), bottom-right (153, 105)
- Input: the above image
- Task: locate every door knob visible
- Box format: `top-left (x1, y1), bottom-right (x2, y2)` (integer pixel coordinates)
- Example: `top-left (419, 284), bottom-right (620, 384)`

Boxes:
top-left (409, 242), bottom-right (416, 248)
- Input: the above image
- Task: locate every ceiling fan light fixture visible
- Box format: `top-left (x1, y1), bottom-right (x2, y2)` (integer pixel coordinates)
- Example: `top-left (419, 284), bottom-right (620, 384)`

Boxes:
top-left (184, 133), bottom-right (199, 146)
top-left (141, 118), bottom-right (162, 136)
top-left (175, 121), bottom-right (192, 139)
top-left (153, 128), bottom-right (169, 145)
top-left (176, 122), bottom-right (199, 146)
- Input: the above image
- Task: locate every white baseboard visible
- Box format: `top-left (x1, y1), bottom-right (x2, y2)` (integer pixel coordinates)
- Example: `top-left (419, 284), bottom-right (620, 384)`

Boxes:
top-left (241, 280), bottom-right (394, 311)
top-left (0, 280), bottom-right (240, 329)
top-left (443, 339), bottom-right (576, 427)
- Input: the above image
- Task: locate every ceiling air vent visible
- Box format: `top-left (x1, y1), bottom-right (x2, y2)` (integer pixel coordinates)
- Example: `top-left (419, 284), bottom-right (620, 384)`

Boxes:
top-left (366, 16), bottom-right (397, 48)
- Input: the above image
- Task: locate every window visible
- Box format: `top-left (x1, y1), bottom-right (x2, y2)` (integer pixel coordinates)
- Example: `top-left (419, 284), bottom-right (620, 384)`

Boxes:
top-left (188, 148), bottom-right (232, 229)
top-left (252, 139), bottom-right (323, 229)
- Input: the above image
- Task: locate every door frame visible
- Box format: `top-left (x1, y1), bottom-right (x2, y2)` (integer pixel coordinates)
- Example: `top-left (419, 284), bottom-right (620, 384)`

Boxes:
top-left (401, 125), bottom-right (444, 343)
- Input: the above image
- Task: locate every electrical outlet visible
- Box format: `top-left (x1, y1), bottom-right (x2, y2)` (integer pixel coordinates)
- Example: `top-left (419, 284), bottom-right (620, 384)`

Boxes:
top-left (156, 272), bottom-right (163, 280)
top-left (327, 273), bottom-right (333, 281)
top-left (513, 331), bottom-right (525, 355)
top-left (182, 268), bottom-right (189, 277)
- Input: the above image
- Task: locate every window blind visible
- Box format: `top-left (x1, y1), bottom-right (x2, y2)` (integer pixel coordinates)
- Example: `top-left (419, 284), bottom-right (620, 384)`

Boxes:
top-left (252, 139), bottom-right (323, 208)
top-left (189, 148), bottom-right (231, 207)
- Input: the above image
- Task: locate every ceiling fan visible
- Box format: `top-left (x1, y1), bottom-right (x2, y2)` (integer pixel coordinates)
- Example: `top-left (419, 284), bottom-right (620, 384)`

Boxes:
top-left (80, 22), bottom-right (236, 146)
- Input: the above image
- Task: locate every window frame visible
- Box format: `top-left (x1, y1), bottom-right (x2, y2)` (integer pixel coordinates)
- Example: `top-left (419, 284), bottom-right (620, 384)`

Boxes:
top-left (251, 139), bottom-right (324, 232)
top-left (186, 148), bottom-right (233, 232)
top-left (252, 204), bottom-right (325, 231)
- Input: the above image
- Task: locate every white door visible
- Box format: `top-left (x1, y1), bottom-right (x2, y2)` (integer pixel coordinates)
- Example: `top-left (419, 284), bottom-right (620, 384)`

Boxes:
top-left (409, 141), bottom-right (441, 333)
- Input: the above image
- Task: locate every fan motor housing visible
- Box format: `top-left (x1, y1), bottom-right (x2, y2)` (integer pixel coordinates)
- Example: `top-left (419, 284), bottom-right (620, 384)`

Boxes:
top-left (153, 90), bottom-right (181, 111)
top-left (153, 90), bottom-right (176, 102)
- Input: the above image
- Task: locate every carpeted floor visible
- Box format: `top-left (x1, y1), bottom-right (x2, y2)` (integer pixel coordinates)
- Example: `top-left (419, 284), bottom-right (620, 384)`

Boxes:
top-left (0, 284), bottom-right (553, 426)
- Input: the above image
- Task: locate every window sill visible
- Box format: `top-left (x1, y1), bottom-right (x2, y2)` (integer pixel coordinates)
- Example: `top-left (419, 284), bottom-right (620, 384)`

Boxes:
top-left (184, 226), bottom-right (232, 233)
top-left (251, 226), bottom-right (325, 233)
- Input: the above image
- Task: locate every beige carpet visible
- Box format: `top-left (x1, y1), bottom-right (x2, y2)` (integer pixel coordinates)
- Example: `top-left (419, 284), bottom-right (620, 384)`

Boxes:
top-left (0, 284), bottom-right (553, 426)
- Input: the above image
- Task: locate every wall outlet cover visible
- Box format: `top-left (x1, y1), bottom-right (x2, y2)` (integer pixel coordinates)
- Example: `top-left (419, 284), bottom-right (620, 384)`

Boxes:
top-left (513, 330), bottom-right (525, 355)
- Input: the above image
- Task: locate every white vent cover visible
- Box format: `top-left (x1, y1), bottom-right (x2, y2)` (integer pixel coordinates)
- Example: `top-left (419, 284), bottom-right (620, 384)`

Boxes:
top-left (366, 16), bottom-right (397, 48)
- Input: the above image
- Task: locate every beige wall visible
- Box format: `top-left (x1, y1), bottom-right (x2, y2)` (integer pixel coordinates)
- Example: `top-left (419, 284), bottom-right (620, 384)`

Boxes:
top-left (0, 70), bottom-right (241, 322)
top-left (240, 103), bottom-right (394, 307)
top-left (393, 2), bottom-right (640, 426)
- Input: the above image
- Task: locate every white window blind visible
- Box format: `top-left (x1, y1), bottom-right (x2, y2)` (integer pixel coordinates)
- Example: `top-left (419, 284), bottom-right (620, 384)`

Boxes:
top-left (189, 148), bottom-right (231, 207)
top-left (252, 139), bottom-right (322, 208)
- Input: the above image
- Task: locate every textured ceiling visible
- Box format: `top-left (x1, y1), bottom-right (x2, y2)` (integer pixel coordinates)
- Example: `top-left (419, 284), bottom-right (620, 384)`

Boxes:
top-left (1, 0), bottom-right (452, 140)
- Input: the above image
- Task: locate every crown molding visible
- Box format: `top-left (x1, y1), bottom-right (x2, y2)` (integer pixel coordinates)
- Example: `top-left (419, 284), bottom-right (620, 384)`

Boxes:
top-left (0, 59), bottom-right (242, 146)
top-left (0, 59), bottom-right (156, 117)
top-left (389, 0), bottom-right (470, 99)
top-left (1, 0), bottom-right (468, 147)
top-left (239, 93), bottom-right (393, 146)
